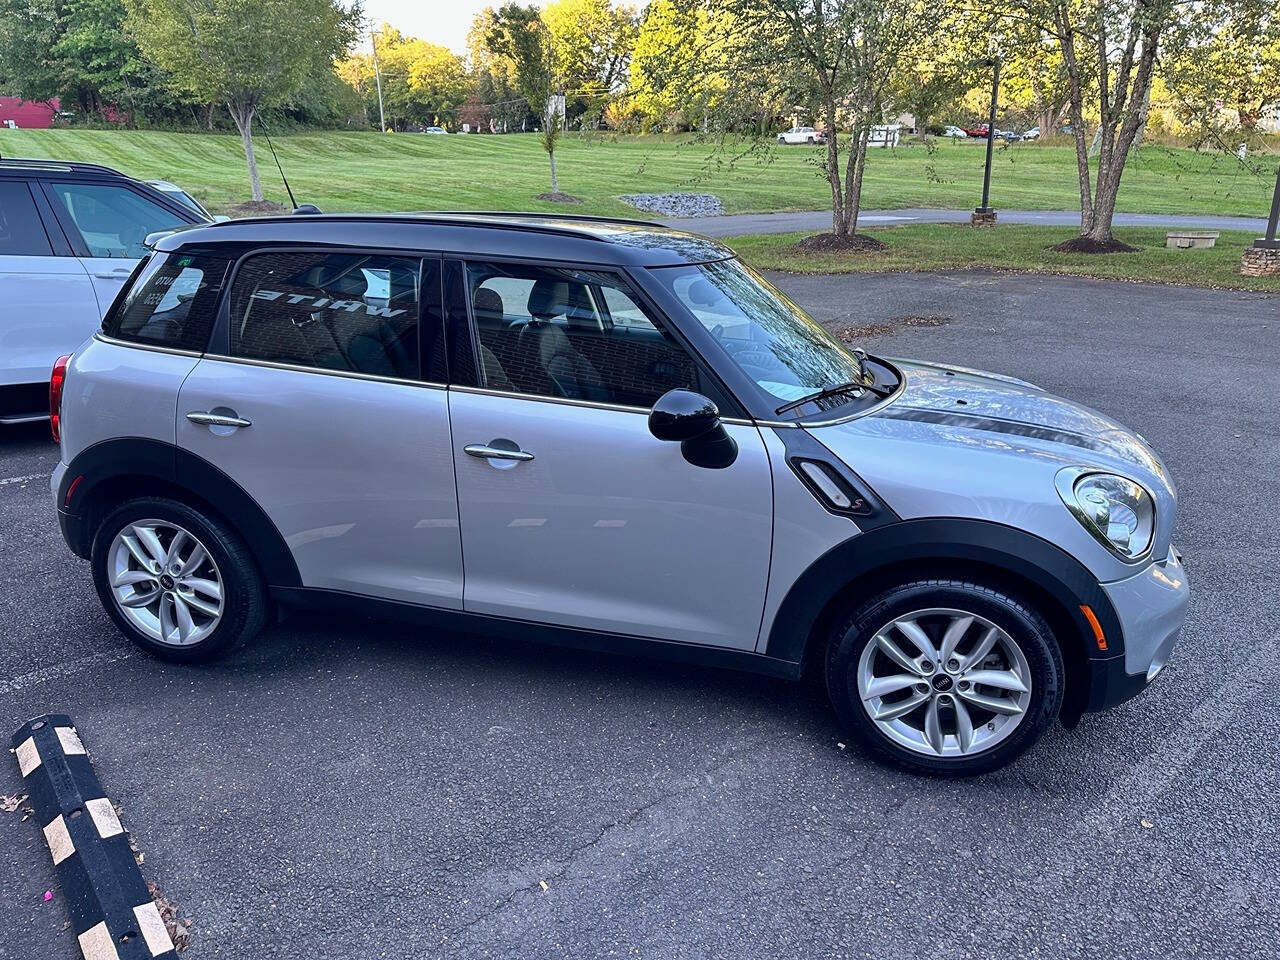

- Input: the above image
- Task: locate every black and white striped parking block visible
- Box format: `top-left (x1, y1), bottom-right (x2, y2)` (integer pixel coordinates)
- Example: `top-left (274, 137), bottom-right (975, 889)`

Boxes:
top-left (11, 714), bottom-right (177, 960)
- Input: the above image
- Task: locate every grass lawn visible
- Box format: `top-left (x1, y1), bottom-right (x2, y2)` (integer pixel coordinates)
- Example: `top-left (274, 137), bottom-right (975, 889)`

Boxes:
top-left (728, 225), bottom-right (1280, 292)
top-left (1, 128), bottom-right (1275, 219)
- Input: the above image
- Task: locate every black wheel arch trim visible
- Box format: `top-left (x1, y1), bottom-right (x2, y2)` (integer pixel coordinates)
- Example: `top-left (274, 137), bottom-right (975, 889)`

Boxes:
top-left (763, 516), bottom-right (1125, 666)
top-left (58, 437), bottom-right (301, 587)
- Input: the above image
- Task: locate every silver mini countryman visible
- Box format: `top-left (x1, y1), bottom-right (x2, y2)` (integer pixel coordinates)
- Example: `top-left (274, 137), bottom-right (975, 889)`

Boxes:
top-left (50, 213), bottom-right (1187, 775)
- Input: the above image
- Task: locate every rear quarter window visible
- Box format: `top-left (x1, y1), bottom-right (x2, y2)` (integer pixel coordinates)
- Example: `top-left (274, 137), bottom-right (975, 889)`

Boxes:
top-left (102, 251), bottom-right (229, 351)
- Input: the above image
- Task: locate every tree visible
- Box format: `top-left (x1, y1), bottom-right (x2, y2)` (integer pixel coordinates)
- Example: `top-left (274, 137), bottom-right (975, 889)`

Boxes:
top-left (125, 0), bottom-right (360, 201)
top-left (0, 0), bottom-right (177, 119)
top-left (339, 27), bottom-right (468, 129)
top-left (487, 3), bottom-right (569, 197)
top-left (467, 6), bottom-right (527, 133)
top-left (542, 0), bottom-right (639, 124)
top-left (629, 0), bottom-right (725, 130)
top-left (1161, 0), bottom-right (1280, 148)
top-left (990, 0), bottom-right (1224, 249)
top-left (709, 0), bottom-right (951, 242)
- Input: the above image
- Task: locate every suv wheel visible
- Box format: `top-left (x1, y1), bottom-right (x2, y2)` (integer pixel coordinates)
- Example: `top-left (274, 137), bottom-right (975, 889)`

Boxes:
top-left (825, 579), bottom-right (1063, 776)
top-left (91, 497), bottom-right (268, 662)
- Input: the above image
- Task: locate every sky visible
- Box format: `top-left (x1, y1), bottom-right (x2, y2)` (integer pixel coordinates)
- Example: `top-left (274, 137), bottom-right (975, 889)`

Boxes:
top-left (360, 1), bottom-right (547, 55)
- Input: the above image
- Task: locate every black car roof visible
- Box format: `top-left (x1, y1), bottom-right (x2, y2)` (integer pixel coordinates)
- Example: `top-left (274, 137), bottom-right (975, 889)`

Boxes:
top-left (0, 157), bottom-right (207, 223)
top-left (157, 212), bottom-right (735, 268)
top-left (0, 157), bottom-right (139, 180)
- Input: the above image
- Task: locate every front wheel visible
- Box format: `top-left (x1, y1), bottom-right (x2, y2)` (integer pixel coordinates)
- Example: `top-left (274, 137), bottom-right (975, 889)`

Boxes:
top-left (91, 497), bottom-right (268, 663)
top-left (825, 579), bottom-right (1063, 776)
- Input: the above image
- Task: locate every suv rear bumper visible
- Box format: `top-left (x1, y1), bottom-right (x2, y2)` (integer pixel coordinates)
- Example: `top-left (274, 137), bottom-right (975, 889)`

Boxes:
top-left (1083, 546), bottom-right (1188, 712)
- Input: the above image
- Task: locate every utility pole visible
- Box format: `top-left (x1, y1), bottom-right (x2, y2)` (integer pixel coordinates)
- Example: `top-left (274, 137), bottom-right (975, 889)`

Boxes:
top-left (972, 58), bottom-right (1000, 227)
top-left (371, 28), bottom-right (386, 134)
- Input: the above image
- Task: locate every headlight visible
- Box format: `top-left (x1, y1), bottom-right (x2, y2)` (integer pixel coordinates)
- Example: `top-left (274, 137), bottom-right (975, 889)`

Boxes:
top-left (1056, 469), bottom-right (1155, 561)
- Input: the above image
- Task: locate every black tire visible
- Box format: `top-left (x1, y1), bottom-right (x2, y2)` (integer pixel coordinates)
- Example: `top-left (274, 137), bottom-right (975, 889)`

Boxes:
top-left (91, 496), bottom-right (268, 663)
top-left (825, 579), bottom-right (1063, 776)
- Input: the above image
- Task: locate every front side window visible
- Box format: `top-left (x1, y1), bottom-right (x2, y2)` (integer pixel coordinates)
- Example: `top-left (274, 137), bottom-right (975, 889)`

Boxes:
top-left (228, 251), bottom-right (421, 379)
top-left (46, 183), bottom-right (186, 258)
top-left (649, 258), bottom-right (866, 407)
top-left (465, 260), bottom-right (699, 408)
top-left (0, 181), bottom-right (53, 256)
top-left (103, 252), bottom-right (229, 351)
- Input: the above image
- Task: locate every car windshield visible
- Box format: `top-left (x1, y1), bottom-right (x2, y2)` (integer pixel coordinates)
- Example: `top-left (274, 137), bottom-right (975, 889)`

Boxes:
top-left (650, 258), bottom-right (867, 407)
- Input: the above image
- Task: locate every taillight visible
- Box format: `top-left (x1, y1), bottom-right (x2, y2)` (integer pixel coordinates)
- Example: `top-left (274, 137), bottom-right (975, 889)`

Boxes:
top-left (50, 354), bottom-right (71, 443)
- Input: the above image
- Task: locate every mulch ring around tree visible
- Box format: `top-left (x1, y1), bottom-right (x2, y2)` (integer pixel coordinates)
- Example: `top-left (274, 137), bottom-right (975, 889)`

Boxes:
top-left (536, 191), bottom-right (583, 204)
top-left (796, 232), bottom-right (888, 253)
top-left (224, 199), bottom-right (290, 218)
top-left (1049, 235), bottom-right (1140, 254)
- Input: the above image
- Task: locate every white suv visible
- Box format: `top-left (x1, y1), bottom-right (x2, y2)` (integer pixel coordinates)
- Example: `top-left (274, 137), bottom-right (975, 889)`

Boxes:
top-left (0, 159), bottom-right (205, 423)
top-left (49, 213), bottom-right (1188, 774)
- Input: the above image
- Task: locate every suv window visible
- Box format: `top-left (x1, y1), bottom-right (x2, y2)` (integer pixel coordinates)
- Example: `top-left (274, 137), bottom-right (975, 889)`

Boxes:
top-left (45, 182), bottom-right (186, 258)
top-left (229, 251), bottom-right (421, 379)
top-left (103, 252), bottom-right (229, 351)
top-left (0, 181), bottom-right (53, 256)
top-left (466, 261), bottom-right (699, 408)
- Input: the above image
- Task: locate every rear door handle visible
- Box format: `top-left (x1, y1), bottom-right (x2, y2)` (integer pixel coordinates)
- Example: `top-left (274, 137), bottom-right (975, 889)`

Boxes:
top-left (93, 269), bottom-right (133, 280)
top-left (464, 443), bottom-right (534, 462)
top-left (187, 411), bottom-right (252, 428)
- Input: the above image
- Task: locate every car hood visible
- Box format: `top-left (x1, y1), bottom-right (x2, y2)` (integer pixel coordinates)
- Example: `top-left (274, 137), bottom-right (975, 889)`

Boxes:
top-left (804, 358), bottom-right (1177, 580)
top-left (873, 358), bottom-right (1169, 480)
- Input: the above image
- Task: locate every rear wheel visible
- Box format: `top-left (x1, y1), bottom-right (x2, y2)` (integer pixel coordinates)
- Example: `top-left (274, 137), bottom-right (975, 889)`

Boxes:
top-left (826, 579), bottom-right (1063, 776)
top-left (91, 497), bottom-right (268, 662)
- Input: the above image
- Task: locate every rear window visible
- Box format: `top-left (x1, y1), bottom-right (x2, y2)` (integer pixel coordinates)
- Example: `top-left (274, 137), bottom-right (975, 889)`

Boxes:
top-left (103, 251), bottom-right (229, 351)
top-left (0, 181), bottom-right (53, 256)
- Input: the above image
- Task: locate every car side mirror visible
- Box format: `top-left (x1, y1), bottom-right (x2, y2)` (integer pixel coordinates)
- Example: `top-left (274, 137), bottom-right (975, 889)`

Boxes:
top-left (648, 389), bottom-right (738, 469)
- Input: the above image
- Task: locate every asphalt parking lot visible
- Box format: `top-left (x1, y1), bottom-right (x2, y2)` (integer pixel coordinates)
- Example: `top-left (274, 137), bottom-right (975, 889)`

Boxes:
top-left (3, 270), bottom-right (1277, 959)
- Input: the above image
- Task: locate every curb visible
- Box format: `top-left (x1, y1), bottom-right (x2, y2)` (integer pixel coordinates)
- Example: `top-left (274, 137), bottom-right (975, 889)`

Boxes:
top-left (11, 713), bottom-right (178, 959)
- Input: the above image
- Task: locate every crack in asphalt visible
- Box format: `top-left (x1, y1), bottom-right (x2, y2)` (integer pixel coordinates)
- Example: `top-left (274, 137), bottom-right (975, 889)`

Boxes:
top-left (932, 636), bottom-right (1280, 956)
top-left (447, 738), bottom-right (765, 945)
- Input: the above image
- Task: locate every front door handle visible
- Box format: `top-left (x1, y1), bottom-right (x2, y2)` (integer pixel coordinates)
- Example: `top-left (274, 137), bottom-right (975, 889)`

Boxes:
top-left (464, 443), bottom-right (534, 462)
top-left (187, 411), bottom-right (252, 428)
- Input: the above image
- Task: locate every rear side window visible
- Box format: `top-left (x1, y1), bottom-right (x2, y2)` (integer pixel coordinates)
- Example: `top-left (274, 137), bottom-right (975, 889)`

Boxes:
top-left (0, 181), bottom-right (53, 256)
top-left (227, 251), bottom-right (421, 379)
top-left (45, 182), bottom-right (186, 258)
top-left (103, 252), bottom-right (229, 351)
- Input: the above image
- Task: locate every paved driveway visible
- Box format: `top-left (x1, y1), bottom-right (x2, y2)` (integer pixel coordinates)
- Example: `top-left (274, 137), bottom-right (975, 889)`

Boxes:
top-left (2, 272), bottom-right (1277, 959)
top-left (662, 207), bottom-right (1270, 237)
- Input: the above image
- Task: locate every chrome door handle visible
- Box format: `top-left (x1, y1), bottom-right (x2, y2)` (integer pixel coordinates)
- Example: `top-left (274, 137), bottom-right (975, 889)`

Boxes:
top-left (187, 411), bottom-right (252, 428)
top-left (464, 443), bottom-right (534, 462)
top-left (93, 270), bottom-right (133, 279)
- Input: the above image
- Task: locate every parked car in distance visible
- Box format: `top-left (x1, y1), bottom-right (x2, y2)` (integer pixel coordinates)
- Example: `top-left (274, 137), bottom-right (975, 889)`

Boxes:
top-left (1021, 127), bottom-right (1041, 141)
top-left (145, 179), bottom-right (226, 221)
top-left (424, 126), bottom-right (448, 135)
top-left (943, 125), bottom-right (969, 138)
top-left (777, 126), bottom-right (825, 144)
top-left (0, 158), bottom-right (207, 423)
top-left (50, 212), bottom-right (1188, 776)
top-left (963, 124), bottom-right (990, 138)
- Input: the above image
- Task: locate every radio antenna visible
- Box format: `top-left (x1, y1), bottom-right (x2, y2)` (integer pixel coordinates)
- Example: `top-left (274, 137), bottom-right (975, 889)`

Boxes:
top-left (259, 119), bottom-right (298, 209)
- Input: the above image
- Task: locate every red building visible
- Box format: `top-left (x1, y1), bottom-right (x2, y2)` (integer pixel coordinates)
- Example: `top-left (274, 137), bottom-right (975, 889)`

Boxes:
top-left (0, 97), bottom-right (60, 129)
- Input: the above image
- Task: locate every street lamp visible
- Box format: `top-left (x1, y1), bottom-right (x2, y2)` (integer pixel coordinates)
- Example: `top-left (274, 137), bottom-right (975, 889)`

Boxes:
top-left (1241, 164), bottom-right (1280, 276)
top-left (972, 57), bottom-right (1000, 227)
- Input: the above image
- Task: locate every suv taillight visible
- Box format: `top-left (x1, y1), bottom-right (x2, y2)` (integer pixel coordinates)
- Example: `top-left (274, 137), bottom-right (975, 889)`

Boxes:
top-left (50, 354), bottom-right (71, 443)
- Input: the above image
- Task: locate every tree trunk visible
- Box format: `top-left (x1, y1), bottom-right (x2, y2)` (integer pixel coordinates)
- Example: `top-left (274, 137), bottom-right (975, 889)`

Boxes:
top-left (1084, 171), bottom-right (1122, 241)
top-left (547, 147), bottom-right (559, 194)
top-left (822, 90), bottom-right (843, 235)
top-left (844, 128), bottom-right (870, 235)
top-left (227, 101), bottom-right (263, 202)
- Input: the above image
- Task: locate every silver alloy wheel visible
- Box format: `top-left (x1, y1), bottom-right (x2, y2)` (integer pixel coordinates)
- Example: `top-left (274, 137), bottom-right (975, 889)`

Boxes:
top-left (855, 607), bottom-right (1032, 758)
top-left (107, 519), bottom-right (224, 647)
